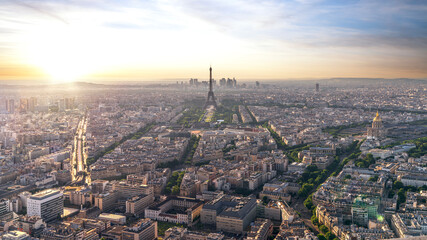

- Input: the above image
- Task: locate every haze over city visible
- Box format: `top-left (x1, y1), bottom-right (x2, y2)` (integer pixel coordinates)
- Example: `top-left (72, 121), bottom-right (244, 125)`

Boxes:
top-left (0, 1), bottom-right (427, 240)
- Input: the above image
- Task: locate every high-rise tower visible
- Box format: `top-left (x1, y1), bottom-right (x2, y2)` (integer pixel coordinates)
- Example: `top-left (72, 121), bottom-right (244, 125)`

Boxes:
top-left (205, 66), bottom-right (217, 108)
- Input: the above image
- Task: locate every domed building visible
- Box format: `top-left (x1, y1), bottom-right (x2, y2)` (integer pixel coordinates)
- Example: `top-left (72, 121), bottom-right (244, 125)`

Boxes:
top-left (367, 111), bottom-right (387, 140)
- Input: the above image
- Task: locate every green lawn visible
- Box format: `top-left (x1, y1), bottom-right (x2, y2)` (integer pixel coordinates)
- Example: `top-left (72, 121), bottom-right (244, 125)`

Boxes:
top-left (157, 221), bottom-right (185, 236)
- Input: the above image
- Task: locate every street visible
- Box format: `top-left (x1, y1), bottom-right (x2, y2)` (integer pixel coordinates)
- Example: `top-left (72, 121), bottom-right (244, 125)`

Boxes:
top-left (71, 115), bottom-right (90, 185)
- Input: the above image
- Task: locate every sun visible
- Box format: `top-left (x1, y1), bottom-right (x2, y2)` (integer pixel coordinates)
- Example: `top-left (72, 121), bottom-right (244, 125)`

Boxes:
top-left (34, 48), bottom-right (89, 83)
top-left (24, 24), bottom-right (100, 83)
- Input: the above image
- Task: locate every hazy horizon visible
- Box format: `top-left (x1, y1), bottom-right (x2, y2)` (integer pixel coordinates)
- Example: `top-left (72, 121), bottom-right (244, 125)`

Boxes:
top-left (1, 77), bottom-right (426, 87)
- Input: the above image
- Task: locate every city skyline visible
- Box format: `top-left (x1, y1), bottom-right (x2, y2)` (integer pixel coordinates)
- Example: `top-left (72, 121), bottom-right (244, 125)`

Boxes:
top-left (0, 66), bottom-right (426, 239)
top-left (1, 0), bottom-right (427, 83)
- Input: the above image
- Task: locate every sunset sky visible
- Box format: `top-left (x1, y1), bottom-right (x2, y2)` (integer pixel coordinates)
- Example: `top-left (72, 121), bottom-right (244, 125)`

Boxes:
top-left (0, 0), bottom-right (426, 82)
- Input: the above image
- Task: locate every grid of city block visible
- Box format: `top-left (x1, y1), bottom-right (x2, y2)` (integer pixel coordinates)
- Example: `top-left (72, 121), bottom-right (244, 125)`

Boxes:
top-left (0, 76), bottom-right (426, 240)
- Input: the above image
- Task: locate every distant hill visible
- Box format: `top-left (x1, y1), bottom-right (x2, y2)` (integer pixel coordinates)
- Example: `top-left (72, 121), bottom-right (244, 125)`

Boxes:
top-left (1, 78), bottom-right (425, 90)
top-left (260, 78), bottom-right (427, 88)
top-left (0, 81), bottom-right (146, 90)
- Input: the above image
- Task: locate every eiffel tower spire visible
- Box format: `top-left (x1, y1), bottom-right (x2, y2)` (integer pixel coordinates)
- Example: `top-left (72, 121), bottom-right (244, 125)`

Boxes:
top-left (205, 66), bottom-right (217, 108)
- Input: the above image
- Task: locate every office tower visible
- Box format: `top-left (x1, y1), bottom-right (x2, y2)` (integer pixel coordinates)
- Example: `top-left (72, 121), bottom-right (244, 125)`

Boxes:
top-left (27, 189), bottom-right (63, 222)
top-left (65, 98), bottom-right (74, 110)
top-left (3, 99), bottom-right (8, 113)
top-left (316, 83), bottom-right (319, 92)
top-left (226, 78), bottom-right (233, 88)
top-left (19, 98), bottom-right (29, 112)
top-left (1, 100), bottom-right (6, 113)
top-left (8, 99), bottom-right (15, 113)
top-left (29, 97), bottom-right (37, 112)
top-left (59, 99), bottom-right (66, 111)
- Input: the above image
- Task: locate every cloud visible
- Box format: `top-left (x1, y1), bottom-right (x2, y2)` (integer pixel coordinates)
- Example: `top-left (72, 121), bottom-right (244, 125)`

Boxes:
top-left (0, 0), bottom-right (426, 79)
top-left (170, 0), bottom-right (427, 49)
top-left (103, 22), bottom-right (144, 30)
top-left (11, 0), bottom-right (69, 24)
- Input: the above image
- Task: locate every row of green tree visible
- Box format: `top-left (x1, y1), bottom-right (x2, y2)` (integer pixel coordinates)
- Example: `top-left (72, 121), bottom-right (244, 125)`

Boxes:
top-left (302, 141), bottom-right (363, 237)
top-left (263, 123), bottom-right (286, 150)
top-left (86, 123), bottom-right (154, 166)
top-left (298, 141), bottom-right (362, 197)
top-left (391, 180), bottom-right (427, 210)
top-left (234, 106), bottom-right (243, 123)
top-left (157, 158), bottom-right (180, 169)
top-left (222, 139), bottom-right (237, 153)
top-left (406, 137), bottom-right (427, 158)
top-left (177, 98), bottom-right (206, 127)
top-left (254, 102), bottom-right (306, 109)
top-left (262, 122), bottom-right (311, 158)
top-left (245, 105), bottom-right (258, 123)
top-left (329, 105), bottom-right (427, 114)
top-left (331, 141), bottom-right (362, 177)
top-left (286, 145), bottom-right (310, 162)
top-left (157, 135), bottom-right (201, 168)
top-left (305, 199), bottom-right (338, 240)
top-left (177, 107), bottom-right (205, 127)
top-left (194, 160), bottom-right (210, 167)
top-left (317, 223), bottom-right (338, 240)
top-left (298, 160), bottom-right (336, 198)
top-left (336, 140), bottom-right (360, 156)
top-left (378, 136), bottom-right (427, 158)
top-left (184, 135), bottom-right (201, 164)
top-left (214, 99), bottom-right (243, 124)
top-left (164, 171), bottom-right (185, 195)
top-left (157, 221), bottom-right (185, 236)
top-left (392, 180), bottom-right (427, 192)
top-left (322, 122), bottom-right (368, 138)
top-left (213, 105), bottom-right (235, 123)
top-left (354, 153), bottom-right (375, 168)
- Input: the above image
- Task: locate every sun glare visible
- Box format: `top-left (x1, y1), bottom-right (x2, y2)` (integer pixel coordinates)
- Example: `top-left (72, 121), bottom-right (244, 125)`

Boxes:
top-left (25, 24), bottom-right (100, 83)
top-left (20, 15), bottom-right (248, 82)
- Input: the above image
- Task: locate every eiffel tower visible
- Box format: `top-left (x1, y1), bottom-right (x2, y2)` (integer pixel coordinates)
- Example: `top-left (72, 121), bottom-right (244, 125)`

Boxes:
top-left (204, 66), bottom-right (217, 108)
